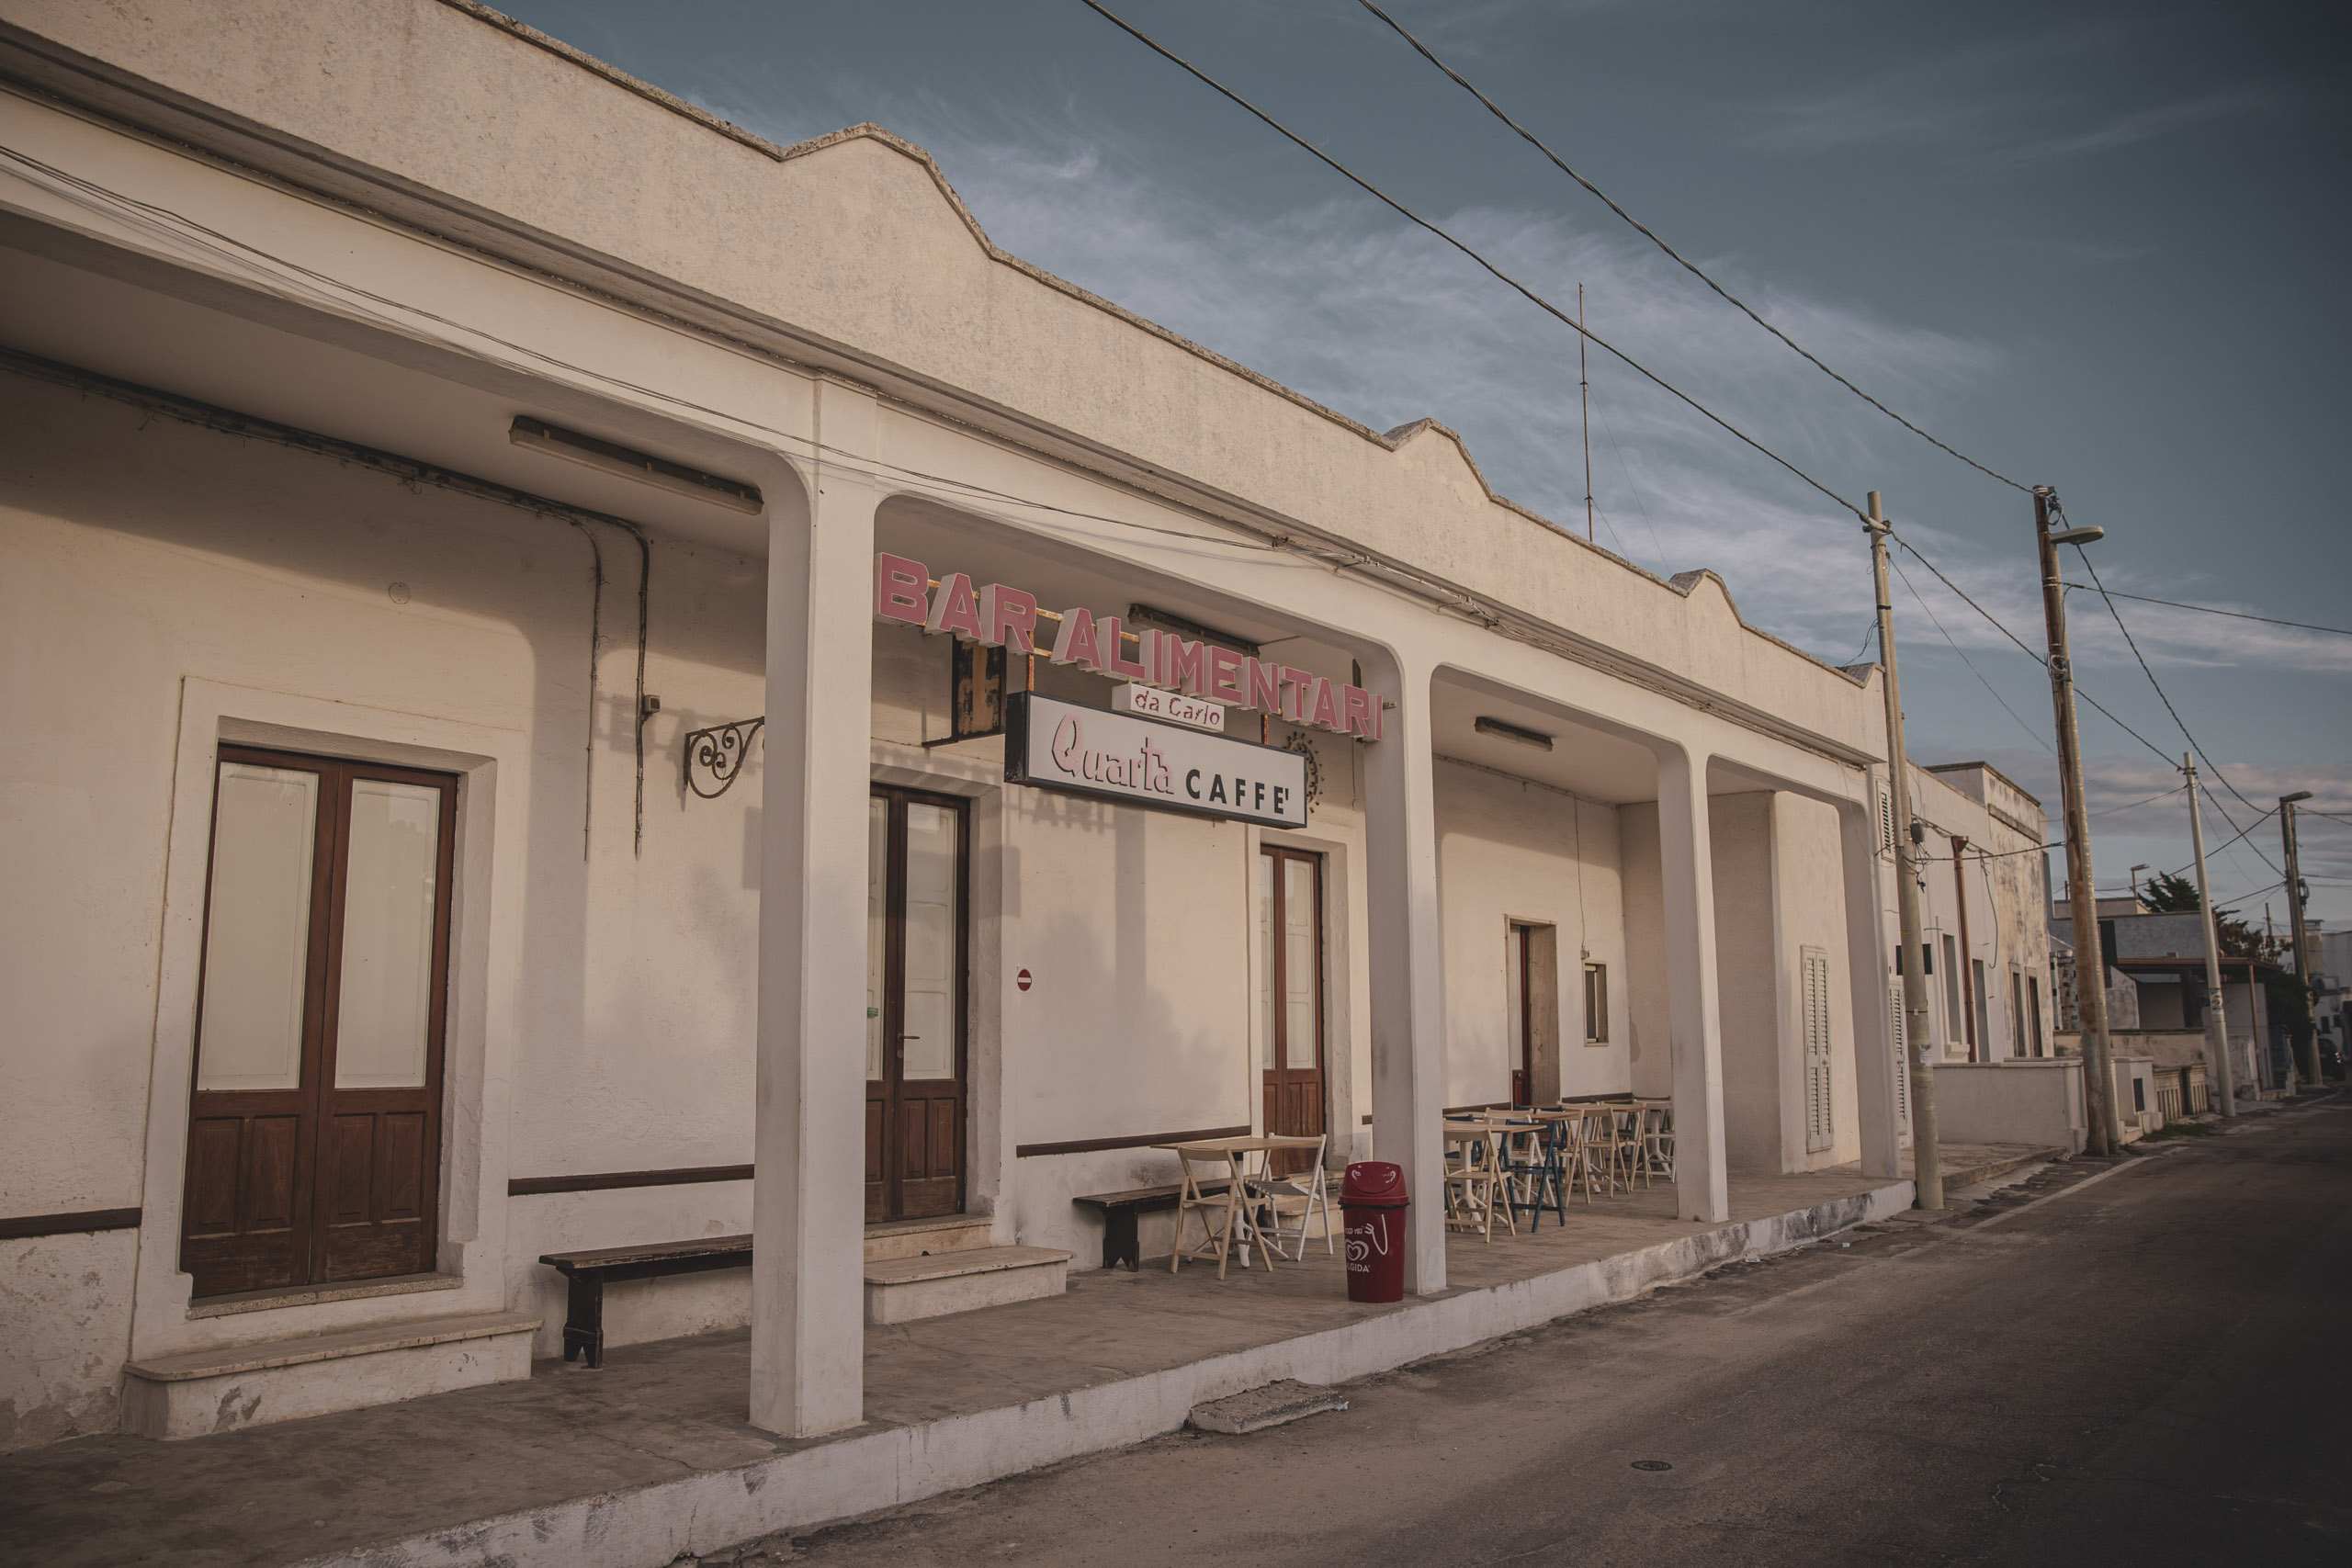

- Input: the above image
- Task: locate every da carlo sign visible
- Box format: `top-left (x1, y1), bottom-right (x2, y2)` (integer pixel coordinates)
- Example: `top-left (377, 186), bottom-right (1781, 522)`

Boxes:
top-left (872, 553), bottom-right (1389, 740)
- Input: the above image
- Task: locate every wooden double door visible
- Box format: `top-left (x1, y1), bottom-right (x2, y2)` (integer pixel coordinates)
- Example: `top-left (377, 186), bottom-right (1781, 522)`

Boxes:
top-left (1257, 845), bottom-right (1326, 1166)
top-left (180, 746), bottom-right (457, 1297)
top-left (865, 786), bottom-right (969, 1222)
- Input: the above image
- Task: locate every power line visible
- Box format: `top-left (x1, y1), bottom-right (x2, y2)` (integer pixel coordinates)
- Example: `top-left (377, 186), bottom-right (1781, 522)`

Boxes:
top-left (1887, 554), bottom-right (2054, 756)
top-left (1350, 0), bottom-right (2031, 494)
top-left (2061, 584), bottom-right (2352, 639)
top-left (2070, 539), bottom-right (2287, 878)
top-left (1887, 535), bottom-right (2177, 764)
top-left (1075, 0), bottom-right (1869, 522)
top-left (2086, 784), bottom-right (2187, 818)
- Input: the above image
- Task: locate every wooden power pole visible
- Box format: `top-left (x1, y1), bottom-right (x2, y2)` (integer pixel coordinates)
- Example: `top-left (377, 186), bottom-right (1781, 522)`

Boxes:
top-left (2035, 486), bottom-right (2120, 1156)
top-left (1865, 491), bottom-right (1943, 1207)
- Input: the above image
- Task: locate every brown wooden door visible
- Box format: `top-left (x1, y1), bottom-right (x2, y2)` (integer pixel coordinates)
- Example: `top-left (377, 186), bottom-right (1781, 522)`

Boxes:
top-left (865, 787), bottom-right (968, 1222)
top-left (1509, 923), bottom-right (1560, 1107)
top-left (181, 747), bottom-right (456, 1296)
top-left (1258, 846), bottom-right (1325, 1170)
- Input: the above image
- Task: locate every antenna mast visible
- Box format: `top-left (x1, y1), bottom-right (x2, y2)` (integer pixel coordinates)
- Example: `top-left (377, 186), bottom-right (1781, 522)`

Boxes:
top-left (1579, 283), bottom-right (1594, 542)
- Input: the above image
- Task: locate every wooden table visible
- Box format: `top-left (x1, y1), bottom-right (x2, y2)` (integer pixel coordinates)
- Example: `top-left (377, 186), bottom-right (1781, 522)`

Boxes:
top-left (1155, 1135), bottom-right (1324, 1278)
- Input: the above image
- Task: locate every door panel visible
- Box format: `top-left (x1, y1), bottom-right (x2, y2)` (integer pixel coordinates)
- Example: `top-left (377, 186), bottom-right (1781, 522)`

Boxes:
top-left (1259, 847), bottom-right (1325, 1173)
top-left (865, 788), bottom-right (969, 1222)
top-left (180, 746), bottom-right (453, 1296)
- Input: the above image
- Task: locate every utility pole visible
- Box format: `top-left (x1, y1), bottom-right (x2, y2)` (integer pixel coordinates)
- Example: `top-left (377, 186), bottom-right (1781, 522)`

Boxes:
top-left (2034, 485), bottom-right (2120, 1156)
top-left (1865, 491), bottom-right (1942, 1207)
top-left (1578, 284), bottom-right (1595, 543)
top-left (2185, 755), bottom-right (2235, 1117)
top-left (2280, 791), bottom-right (2318, 1088)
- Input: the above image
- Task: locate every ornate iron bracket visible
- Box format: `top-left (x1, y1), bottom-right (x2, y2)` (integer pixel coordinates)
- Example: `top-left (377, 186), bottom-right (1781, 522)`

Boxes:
top-left (684, 716), bottom-right (765, 799)
top-left (1282, 730), bottom-right (1323, 813)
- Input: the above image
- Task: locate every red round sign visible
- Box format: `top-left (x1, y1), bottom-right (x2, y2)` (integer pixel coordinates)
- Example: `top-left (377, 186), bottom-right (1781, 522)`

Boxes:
top-left (1016, 968), bottom-right (1033, 992)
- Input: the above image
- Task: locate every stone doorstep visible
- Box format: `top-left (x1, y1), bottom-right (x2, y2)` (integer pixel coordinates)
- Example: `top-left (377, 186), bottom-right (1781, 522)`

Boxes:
top-left (862, 1214), bottom-right (995, 1264)
top-left (862, 1245), bottom-right (1073, 1326)
top-left (120, 1309), bottom-right (540, 1441)
top-left (1188, 1378), bottom-right (1350, 1435)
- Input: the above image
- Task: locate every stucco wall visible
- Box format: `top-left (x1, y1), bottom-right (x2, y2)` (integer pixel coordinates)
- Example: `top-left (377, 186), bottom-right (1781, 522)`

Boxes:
top-left (1434, 761), bottom-right (1630, 1110)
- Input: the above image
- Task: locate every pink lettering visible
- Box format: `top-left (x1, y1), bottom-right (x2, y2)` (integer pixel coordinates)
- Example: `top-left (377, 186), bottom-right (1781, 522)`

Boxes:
top-left (1309, 676), bottom-right (1341, 731)
top-left (1051, 606), bottom-right (1102, 670)
top-left (1102, 616), bottom-right (1150, 680)
top-left (979, 583), bottom-right (1039, 653)
top-left (926, 572), bottom-right (984, 639)
top-left (1245, 657), bottom-right (1283, 715)
top-left (1282, 666), bottom-right (1316, 721)
top-left (1206, 646), bottom-right (1246, 705)
top-left (874, 553), bottom-right (930, 625)
top-left (1342, 684), bottom-right (1374, 739)
top-left (1163, 636), bottom-right (1205, 696)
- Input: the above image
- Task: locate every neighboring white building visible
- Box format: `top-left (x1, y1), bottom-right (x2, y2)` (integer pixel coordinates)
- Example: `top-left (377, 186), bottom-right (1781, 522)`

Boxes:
top-left (5, 0), bottom-right (1940, 1450)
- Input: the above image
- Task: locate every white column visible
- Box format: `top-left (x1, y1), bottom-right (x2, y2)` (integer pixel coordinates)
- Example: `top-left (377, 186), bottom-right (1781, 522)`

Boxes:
top-left (1840, 793), bottom-right (1900, 1179)
top-left (1361, 649), bottom-right (1447, 1294)
top-left (750, 379), bottom-right (877, 1438)
top-left (1655, 743), bottom-right (1729, 1223)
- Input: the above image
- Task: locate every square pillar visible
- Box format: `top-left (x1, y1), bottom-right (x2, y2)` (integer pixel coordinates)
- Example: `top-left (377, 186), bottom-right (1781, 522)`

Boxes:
top-left (750, 380), bottom-right (878, 1438)
top-left (1840, 795), bottom-right (1901, 1179)
top-left (1655, 744), bottom-right (1728, 1223)
top-left (1361, 651), bottom-right (1447, 1294)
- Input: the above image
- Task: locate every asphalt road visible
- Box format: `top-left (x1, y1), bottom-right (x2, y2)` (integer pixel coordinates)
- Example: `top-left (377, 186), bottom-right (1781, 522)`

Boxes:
top-left (740, 1098), bottom-right (2351, 1567)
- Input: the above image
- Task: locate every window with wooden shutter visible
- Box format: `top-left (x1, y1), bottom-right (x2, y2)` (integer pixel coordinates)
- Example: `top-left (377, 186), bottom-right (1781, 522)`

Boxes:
top-left (1889, 976), bottom-right (1910, 1130)
top-left (1803, 946), bottom-right (1834, 1153)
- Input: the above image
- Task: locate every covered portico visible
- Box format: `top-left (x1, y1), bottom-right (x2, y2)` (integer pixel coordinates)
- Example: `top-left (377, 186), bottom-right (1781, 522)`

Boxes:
top-left (2, 0), bottom-right (1913, 1471)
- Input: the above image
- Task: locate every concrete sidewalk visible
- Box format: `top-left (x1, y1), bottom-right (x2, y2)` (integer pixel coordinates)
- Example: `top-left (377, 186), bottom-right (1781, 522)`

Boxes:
top-left (0, 1148), bottom-right (2043, 1568)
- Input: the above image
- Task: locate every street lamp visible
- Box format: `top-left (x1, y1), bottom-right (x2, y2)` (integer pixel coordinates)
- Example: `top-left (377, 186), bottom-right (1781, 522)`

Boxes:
top-left (2129, 863), bottom-right (2151, 903)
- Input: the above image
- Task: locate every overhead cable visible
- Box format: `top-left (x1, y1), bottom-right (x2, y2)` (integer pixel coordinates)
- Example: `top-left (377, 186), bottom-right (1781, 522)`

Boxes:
top-left (2071, 538), bottom-right (2286, 877)
top-left (1350, 0), bottom-right (2031, 494)
top-left (2060, 584), bottom-right (2352, 639)
top-left (1074, 0), bottom-right (1866, 520)
top-left (1888, 554), bottom-right (2054, 756)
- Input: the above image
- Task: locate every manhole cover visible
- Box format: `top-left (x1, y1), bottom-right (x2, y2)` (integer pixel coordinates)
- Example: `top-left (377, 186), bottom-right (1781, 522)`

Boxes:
top-left (1631, 1460), bottom-right (1674, 1472)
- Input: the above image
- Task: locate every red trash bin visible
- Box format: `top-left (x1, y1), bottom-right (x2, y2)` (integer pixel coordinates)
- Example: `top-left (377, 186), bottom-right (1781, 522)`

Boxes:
top-left (1340, 1161), bottom-right (1409, 1303)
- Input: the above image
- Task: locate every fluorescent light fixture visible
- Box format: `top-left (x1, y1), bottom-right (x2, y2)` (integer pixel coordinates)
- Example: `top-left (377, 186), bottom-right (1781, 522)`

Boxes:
top-left (509, 416), bottom-right (762, 513)
top-left (1475, 716), bottom-right (1554, 750)
top-left (2049, 525), bottom-right (2104, 546)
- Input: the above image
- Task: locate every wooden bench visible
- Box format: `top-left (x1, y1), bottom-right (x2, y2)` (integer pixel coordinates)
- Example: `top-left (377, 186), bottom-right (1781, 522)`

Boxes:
top-left (1072, 1181), bottom-right (1229, 1272)
top-left (538, 1235), bottom-right (750, 1369)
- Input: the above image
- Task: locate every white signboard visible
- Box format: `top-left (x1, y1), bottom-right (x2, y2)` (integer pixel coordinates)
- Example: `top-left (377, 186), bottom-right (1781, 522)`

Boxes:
top-left (1112, 683), bottom-right (1226, 732)
top-left (1006, 694), bottom-right (1307, 828)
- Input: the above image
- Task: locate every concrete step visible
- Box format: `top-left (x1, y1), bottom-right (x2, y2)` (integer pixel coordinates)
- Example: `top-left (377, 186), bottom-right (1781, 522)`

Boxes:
top-left (121, 1309), bottom-right (538, 1439)
top-left (862, 1245), bottom-right (1072, 1325)
top-left (863, 1213), bottom-right (996, 1263)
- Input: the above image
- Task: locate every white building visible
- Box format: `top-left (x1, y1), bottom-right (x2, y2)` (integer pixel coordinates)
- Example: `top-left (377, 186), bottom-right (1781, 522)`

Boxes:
top-left (3, 0), bottom-right (1941, 1451)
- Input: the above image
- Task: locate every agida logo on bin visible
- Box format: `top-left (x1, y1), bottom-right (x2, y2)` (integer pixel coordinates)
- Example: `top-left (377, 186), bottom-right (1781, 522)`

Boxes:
top-left (873, 553), bottom-right (1390, 739)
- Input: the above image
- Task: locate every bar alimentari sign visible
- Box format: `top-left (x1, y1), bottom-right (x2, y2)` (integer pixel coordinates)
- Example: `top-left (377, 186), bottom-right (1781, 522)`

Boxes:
top-left (872, 553), bottom-right (1387, 740)
top-left (1008, 694), bottom-right (1308, 829)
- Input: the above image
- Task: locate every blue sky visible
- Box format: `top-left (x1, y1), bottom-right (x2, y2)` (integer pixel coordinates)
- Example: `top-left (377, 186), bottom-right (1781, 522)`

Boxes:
top-left (499, 0), bottom-right (2352, 925)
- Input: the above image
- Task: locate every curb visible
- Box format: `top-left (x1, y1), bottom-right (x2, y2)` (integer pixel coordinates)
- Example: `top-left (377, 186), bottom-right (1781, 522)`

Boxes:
top-left (296, 1179), bottom-right (1913, 1568)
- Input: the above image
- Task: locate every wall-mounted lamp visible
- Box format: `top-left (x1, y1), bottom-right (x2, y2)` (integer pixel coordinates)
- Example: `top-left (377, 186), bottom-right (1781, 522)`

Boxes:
top-left (1475, 716), bottom-right (1554, 751)
top-left (510, 416), bottom-right (763, 513)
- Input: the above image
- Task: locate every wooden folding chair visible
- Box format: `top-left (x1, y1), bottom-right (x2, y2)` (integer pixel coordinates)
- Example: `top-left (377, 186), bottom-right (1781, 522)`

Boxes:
top-left (1251, 1136), bottom-right (1331, 1262)
top-left (1170, 1145), bottom-right (1252, 1278)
